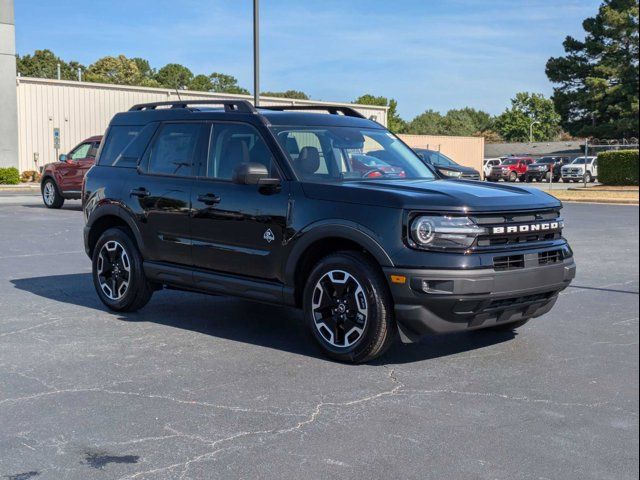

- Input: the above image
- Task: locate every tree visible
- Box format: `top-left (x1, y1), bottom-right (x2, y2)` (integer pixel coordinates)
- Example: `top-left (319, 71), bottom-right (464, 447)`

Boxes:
top-left (546, 0), bottom-right (639, 138)
top-left (494, 92), bottom-right (561, 142)
top-left (85, 55), bottom-right (142, 85)
top-left (189, 74), bottom-right (214, 91)
top-left (16, 49), bottom-right (84, 80)
top-left (209, 73), bottom-right (250, 95)
top-left (406, 110), bottom-right (445, 135)
top-left (155, 63), bottom-right (194, 89)
top-left (131, 57), bottom-right (155, 79)
top-left (262, 90), bottom-right (310, 100)
top-left (353, 94), bottom-right (406, 133)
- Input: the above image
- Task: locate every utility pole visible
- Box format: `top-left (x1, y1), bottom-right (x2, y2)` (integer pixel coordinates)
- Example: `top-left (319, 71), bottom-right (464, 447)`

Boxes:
top-left (253, 0), bottom-right (260, 107)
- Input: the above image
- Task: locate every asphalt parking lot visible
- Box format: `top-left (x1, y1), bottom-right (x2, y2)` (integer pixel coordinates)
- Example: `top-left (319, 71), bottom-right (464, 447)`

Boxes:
top-left (1, 194), bottom-right (638, 480)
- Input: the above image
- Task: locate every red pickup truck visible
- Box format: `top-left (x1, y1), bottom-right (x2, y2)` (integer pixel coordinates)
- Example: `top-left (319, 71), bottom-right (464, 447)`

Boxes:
top-left (486, 156), bottom-right (534, 182)
top-left (40, 136), bottom-right (102, 208)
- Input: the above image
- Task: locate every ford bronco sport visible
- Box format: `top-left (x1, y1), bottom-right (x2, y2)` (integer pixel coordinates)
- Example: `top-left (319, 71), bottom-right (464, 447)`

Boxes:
top-left (83, 100), bottom-right (576, 363)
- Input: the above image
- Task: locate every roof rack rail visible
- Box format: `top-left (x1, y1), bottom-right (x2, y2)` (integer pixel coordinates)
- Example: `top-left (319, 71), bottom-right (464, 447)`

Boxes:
top-left (258, 105), bottom-right (366, 119)
top-left (129, 100), bottom-right (257, 113)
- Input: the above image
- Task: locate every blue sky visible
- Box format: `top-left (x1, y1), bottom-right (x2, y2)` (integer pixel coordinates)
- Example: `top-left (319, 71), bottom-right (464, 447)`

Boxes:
top-left (15, 0), bottom-right (600, 119)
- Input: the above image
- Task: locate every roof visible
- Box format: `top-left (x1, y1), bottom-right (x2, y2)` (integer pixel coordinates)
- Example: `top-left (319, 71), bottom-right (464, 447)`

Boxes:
top-left (111, 101), bottom-right (384, 129)
top-left (485, 141), bottom-right (585, 158)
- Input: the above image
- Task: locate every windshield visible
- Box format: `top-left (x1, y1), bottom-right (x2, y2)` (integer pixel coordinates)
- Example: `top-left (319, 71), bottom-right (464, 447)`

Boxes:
top-left (418, 150), bottom-right (457, 167)
top-left (502, 158), bottom-right (520, 165)
top-left (271, 126), bottom-right (436, 182)
top-left (537, 158), bottom-right (556, 164)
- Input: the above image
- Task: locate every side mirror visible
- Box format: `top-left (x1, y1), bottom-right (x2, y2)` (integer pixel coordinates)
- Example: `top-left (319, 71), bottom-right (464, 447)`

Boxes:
top-left (59, 154), bottom-right (68, 162)
top-left (232, 162), bottom-right (280, 187)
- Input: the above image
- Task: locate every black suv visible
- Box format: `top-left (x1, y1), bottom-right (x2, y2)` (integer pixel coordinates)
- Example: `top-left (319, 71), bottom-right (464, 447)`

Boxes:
top-left (525, 156), bottom-right (570, 183)
top-left (83, 100), bottom-right (576, 363)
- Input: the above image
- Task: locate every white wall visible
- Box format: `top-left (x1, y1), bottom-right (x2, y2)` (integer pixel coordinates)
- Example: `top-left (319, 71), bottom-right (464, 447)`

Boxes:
top-left (15, 77), bottom-right (388, 172)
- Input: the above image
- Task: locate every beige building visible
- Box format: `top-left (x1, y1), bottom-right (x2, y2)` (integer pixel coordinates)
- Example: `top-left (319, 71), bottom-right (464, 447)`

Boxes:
top-left (399, 134), bottom-right (485, 175)
top-left (14, 77), bottom-right (389, 172)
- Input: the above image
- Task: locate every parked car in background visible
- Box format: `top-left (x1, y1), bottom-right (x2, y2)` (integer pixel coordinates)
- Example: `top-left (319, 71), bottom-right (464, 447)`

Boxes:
top-left (525, 156), bottom-right (570, 183)
top-left (413, 149), bottom-right (481, 180)
top-left (561, 156), bottom-right (598, 183)
top-left (483, 158), bottom-right (503, 179)
top-left (486, 156), bottom-right (534, 182)
top-left (40, 136), bottom-right (102, 208)
top-left (349, 153), bottom-right (406, 178)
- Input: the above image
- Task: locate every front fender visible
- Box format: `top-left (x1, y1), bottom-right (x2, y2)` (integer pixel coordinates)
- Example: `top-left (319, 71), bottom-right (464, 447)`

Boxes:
top-left (283, 220), bottom-right (394, 286)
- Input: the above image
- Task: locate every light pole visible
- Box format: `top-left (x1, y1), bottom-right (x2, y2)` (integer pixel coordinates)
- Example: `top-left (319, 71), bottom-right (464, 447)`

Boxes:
top-left (253, 0), bottom-right (260, 107)
top-left (529, 120), bottom-right (540, 143)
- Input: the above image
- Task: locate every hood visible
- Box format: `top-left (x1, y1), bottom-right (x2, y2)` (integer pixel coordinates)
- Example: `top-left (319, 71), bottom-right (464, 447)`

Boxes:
top-left (436, 164), bottom-right (479, 175)
top-left (301, 179), bottom-right (562, 213)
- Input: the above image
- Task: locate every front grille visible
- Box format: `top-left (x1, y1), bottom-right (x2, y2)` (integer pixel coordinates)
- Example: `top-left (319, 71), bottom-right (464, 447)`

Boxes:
top-left (493, 255), bottom-right (525, 271)
top-left (539, 249), bottom-right (563, 265)
top-left (473, 210), bottom-right (563, 249)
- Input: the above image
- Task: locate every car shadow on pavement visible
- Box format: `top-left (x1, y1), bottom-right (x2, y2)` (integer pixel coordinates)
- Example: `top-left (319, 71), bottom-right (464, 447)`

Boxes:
top-left (20, 203), bottom-right (83, 211)
top-left (11, 273), bottom-right (515, 365)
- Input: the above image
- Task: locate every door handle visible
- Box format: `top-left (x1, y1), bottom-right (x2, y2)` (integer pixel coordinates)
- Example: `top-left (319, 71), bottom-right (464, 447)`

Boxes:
top-left (197, 193), bottom-right (221, 206)
top-left (130, 187), bottom-right (150, 198)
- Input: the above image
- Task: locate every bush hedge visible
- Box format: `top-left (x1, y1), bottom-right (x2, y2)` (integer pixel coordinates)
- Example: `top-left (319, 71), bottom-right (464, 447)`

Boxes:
top-left (0, 167), bottom-right (20, 185)
top-left (598, 150), bottom-right (639, 186)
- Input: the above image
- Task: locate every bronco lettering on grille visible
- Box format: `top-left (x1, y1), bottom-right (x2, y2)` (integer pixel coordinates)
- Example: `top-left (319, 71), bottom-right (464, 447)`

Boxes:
top-left (492, 222), bottom-right (561, 235)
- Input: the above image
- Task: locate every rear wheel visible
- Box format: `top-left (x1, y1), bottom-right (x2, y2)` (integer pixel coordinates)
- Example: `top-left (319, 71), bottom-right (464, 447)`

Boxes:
top-left (303, 251), bottom-right (396, 363)
top-left (42, 179), bottom-right (64, 209)
top-left (92, 227), bottom-right (153, 312)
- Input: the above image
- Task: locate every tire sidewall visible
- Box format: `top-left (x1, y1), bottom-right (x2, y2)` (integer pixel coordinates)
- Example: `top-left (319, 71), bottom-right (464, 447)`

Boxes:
top-left (303, 253), bottom-right (389, 361)
top-left (42, 179), bottom-right (61, 208)
top-left (92, 227), bottom-right (145, 311)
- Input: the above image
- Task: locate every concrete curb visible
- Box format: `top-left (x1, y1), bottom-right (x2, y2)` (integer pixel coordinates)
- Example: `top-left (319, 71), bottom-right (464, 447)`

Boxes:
top-left (0, 183), bottom-right (40, 193)
top-left (561, 198), bottom-right (639, 205)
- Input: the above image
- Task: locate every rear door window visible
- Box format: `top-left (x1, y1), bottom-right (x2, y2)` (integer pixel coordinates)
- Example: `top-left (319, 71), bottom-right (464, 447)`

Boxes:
top-left (146, 123), bottom-right (205, 177)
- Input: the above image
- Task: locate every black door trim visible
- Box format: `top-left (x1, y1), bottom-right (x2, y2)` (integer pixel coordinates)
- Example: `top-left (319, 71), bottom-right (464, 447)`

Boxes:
top-left (144, 261), bottom-right (294, 306)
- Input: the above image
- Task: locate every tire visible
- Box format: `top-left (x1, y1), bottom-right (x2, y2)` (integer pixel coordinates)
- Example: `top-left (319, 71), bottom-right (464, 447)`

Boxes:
top-left (485, 318), bottom-right (530, 332)
top-left (303, 251), bottom-right (396, 363)
top-left (525, 175), bottom-right (533, 183)
top-left (508, 171), bottom-right (518, 182)
top-left (41, 178), bottom-right (64, 209)
top-left (92, 227), bottom-right (153, 312)
top-left (584, 172), bottom-right (592, 183)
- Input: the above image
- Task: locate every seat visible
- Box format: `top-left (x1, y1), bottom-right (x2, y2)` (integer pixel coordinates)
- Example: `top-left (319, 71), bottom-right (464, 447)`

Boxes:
top-left (296, 146), bottom-right (321, 176)
top-left (218, 139), bottom-right (250, 179)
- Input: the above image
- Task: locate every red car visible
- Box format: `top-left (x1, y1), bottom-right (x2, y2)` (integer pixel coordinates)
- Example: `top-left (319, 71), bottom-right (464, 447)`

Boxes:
top-left (41, 136), bottom-right (102, 208)
top-left (486, 156), bottom-right (534, 182)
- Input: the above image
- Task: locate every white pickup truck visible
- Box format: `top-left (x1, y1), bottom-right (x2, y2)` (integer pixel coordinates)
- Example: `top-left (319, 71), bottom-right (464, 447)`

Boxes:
top-left (561, 156), bottom-right (598, 183)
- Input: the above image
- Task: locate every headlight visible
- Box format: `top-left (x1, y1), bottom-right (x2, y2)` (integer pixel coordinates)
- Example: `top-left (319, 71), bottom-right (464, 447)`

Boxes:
top-left (440, 169), bottom-right (462, 178)
top-left (409, 216), bottom-right (487, 250)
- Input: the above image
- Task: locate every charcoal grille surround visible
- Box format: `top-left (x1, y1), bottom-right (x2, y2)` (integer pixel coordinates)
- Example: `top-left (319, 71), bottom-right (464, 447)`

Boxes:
top-left (471, 209), bottom-right (564, 250)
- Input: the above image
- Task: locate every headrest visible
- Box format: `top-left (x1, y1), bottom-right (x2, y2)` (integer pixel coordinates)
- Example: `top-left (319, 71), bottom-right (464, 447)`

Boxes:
top-left (297, 146), bottom-right (320, 175)
top-left (222, 138), bottom-right (249, 163)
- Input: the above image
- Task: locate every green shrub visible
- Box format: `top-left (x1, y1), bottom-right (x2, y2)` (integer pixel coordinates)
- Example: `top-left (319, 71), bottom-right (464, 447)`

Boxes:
top-left (598, 150), bottom-right (639, 186)
top-left (0, 167), bottom-right (20, 185)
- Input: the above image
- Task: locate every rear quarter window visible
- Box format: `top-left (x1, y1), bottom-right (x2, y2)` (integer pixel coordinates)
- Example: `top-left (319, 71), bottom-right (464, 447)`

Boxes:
top-left (98, 124), bottom-right (158, 167)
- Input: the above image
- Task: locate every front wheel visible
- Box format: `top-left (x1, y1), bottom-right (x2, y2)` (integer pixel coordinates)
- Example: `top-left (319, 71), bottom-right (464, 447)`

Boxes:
top-left (583, 172), bottom-right (593, 183)
top-left (303, 251), bottom-right (396, 363)
top-left (42, 179), bottom-right (64, 209)
top-left (92, 227), bottom-right (153, 312)
top-left (508, 171), bottom-right (518, 182)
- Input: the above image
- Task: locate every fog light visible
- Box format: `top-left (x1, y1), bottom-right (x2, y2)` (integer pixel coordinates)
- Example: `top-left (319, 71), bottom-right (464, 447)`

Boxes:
top-left (421, 280), bottom-right (455, 294)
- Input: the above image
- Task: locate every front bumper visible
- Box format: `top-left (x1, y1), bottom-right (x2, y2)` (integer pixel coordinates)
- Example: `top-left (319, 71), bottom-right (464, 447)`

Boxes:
top-left (384, 257), bottom-right (576, 342)
top-left (562, 171), bottom-right (584, 179)
top-left (487, 170), bottom-right (513, 180)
